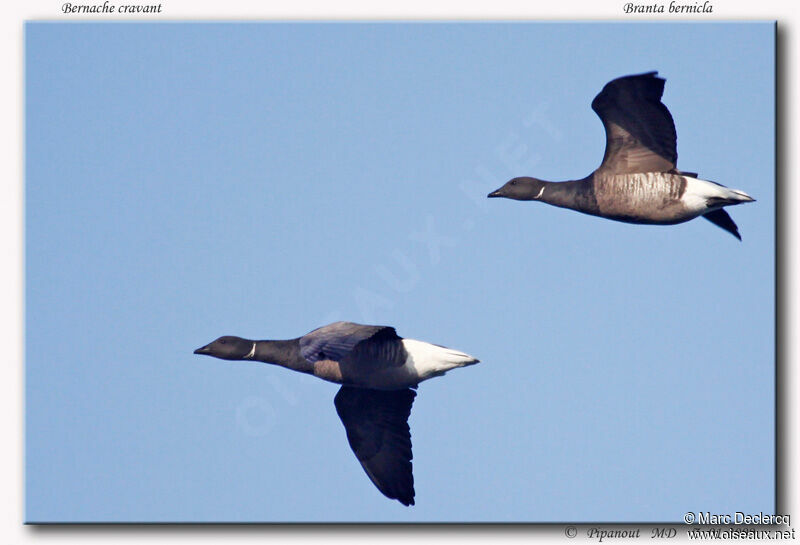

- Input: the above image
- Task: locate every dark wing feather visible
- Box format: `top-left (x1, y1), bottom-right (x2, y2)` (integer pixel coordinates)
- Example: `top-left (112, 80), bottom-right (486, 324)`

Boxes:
top-left (334, 386), bottom-right (416, 506)
top-left (346, 327), bottom-right (408, 369)
top-left (299, 321), bottom-right (400, 364)
top-left (591, 71), bottom-right (678, 175)
top-left (702, 209), bottom-right (742, 240)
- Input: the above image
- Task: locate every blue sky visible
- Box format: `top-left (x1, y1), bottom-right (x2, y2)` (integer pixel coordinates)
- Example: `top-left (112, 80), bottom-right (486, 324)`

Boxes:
top-left (25, 22), bottom-right (774, 522)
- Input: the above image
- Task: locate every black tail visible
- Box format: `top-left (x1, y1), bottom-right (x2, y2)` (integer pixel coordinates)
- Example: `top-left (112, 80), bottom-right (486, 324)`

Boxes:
top-left (706, 196), bottom-right (752, 208)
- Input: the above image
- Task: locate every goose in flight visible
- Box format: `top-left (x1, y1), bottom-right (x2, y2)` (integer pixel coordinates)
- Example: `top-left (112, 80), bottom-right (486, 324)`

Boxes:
top-left (194, 321), bottom-right (478, 506)
top-left (488, 71), bottom-right (754, 239)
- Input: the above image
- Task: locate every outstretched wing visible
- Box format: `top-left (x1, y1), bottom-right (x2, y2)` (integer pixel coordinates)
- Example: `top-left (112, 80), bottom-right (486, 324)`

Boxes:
top-left (702, 209), bottom-right (742, 240)
top-left (299, 321), bottom-right (401, 365)
top-left (591, 71), bottom-right (678, 175)
top-left (334, 386), bottom-right (416, 506)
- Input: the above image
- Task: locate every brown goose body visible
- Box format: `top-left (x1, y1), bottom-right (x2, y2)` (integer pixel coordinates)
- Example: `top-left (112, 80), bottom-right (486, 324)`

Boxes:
top-left (194, 321), bottom-right (478, 507)
top-left (488, 72), bottom-right (754, 239)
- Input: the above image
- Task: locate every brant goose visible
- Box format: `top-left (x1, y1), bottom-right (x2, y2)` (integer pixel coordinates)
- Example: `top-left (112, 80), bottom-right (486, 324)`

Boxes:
top-left (488, 71), bottom-right (755, 239)
top-left (194, 321), bottom-right (478, 506)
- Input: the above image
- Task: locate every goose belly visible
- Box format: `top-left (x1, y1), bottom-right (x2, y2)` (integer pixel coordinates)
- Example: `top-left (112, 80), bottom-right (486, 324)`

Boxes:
top-left (593, 173), bottom-right (693, 224)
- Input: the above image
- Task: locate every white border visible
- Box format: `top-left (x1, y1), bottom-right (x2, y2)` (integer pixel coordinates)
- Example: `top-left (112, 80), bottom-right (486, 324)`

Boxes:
top-left (4, 1), bottom-right (795, 543)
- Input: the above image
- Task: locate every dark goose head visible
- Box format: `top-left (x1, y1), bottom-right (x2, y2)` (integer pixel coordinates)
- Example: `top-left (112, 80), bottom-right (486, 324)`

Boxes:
top-left (194, 336), bottom-right (254, 360)
top-left (488, 176), bottom-right (547, 201)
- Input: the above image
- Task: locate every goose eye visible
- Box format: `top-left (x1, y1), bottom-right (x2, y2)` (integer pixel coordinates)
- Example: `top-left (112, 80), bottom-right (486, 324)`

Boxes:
top-left (220, 339), bottom-right (227, 345)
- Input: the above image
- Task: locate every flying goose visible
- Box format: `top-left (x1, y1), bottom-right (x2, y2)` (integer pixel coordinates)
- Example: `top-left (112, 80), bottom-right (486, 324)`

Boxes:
top-left (488, 71), bottom-right (755, 239)
top-left (194, 321), bottom-right (479, 506)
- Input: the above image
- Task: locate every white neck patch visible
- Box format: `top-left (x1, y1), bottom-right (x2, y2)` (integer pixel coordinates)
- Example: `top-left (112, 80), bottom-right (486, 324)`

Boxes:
top-left (534, 186), bottom-right (545, 199)
top-left (244, 342), bottom-right (256, 359)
